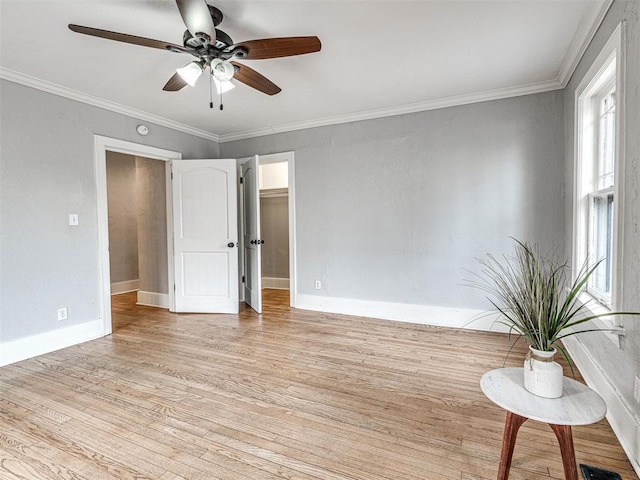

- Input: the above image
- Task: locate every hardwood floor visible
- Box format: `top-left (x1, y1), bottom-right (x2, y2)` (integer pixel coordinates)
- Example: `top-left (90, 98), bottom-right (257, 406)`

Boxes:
top-left (0, 290), bottom-right (636, 479)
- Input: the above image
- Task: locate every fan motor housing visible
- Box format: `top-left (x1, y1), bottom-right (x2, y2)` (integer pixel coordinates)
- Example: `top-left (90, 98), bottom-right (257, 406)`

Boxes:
top-left (183, 29), bottom-right (232, 50)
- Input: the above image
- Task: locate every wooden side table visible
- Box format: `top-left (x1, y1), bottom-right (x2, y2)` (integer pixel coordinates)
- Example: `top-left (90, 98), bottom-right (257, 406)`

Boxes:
top-left (481, 368), bottom-right (607, 480)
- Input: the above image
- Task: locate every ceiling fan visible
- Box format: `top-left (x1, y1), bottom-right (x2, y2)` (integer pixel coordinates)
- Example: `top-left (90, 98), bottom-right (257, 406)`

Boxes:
top-left (68, 0), bottom-right (321, 98)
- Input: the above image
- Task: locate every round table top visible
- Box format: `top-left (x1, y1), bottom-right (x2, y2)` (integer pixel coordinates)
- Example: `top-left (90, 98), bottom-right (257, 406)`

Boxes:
top-left (480, 368), bottom-right (607, 425)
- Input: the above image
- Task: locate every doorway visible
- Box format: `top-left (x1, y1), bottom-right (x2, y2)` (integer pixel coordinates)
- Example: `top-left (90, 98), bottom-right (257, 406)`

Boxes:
top-left (95, 135), bottom-right (180, 335)
top-left (105, 152), bottom-right (170, 324)
top-left (239, 152), bottom-right (297, 313)
top-left (259, 160), bottom-right (290, 290)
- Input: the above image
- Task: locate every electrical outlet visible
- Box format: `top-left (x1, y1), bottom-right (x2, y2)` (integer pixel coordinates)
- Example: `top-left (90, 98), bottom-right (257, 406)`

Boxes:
top-left (315, 280), bottom-right (322, 290)
top-left (57, 307), bottom-right (68, 321)
top-left (634, 376), bottom-right (640, 403)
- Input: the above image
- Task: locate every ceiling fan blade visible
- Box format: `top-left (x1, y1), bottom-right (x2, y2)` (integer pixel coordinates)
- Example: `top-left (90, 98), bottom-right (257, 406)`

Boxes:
top-left (175, 0), bottom-right (216, 44)
top-left (231, 62), bottom-right (281, 96)
top-left (163, 72), bottom-right (189, 91)
top-left (68, 24), bottom-right (188, 53)
top-left (228, 36), bottom-right (321, 60)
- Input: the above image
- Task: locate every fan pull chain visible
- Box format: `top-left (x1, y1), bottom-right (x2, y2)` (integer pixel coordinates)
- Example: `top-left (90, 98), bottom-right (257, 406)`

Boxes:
top-left (209, 71), bottom-right (214, 109)
top-left (220, 88), bottom-right (224, 111)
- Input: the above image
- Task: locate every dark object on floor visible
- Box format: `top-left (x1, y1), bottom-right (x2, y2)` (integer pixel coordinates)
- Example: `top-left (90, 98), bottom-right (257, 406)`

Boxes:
top-left (580, 464), bottom-right (623, 480)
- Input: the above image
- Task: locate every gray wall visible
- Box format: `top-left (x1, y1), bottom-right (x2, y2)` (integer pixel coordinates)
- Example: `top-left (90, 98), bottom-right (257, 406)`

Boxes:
top-left (136, 156), bottom-right (168, 295)
top-left (260, 193), bottom-right (289, 279)
top-left (563, 0), bottom-right (640, 415)
top-left (0, 80), bottom-right (219, 342)
top-left (106, 151), bottom-right (139, 284)
top-left (221, 91), bottom-right (566, 309)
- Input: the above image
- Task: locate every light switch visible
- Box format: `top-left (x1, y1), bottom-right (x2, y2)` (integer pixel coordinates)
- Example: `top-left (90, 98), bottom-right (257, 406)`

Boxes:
top-left (69, 214), bottom-right (79, 226)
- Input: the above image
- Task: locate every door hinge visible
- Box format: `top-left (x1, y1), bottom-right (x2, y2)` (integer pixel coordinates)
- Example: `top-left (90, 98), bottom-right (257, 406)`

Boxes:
top-left (242, 276), bottom-right (246, 283)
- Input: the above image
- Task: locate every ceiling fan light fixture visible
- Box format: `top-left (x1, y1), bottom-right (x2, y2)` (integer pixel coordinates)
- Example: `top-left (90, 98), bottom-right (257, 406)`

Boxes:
top-left (211, 58), bottom-right (235, 82)
top-left (176, 61), bottom-right (204, 86)
top-left (213, 77), bottom-right (235, 94)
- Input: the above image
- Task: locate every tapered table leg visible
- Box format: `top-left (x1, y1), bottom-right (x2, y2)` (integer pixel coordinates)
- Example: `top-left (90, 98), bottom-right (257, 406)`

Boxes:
top-left (482, 370), bottom-right (607, 480)
top-left (550, 424), bottom-right (578, 480)
top-left (497, 412), bottom-right (528, 480)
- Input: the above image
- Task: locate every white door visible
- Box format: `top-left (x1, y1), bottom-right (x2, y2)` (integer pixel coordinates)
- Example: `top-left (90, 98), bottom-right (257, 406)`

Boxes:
top-left (172, 159), bottom-right (239, 313)
top-left (242, 155), bottom-right (262, 313)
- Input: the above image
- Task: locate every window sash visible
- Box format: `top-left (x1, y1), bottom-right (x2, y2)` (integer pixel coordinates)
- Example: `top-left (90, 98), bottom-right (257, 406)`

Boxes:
top-left (587, 188), bottom-right (614, 307)
top-left (594, 85), bottom-right (616, 190)
top-left (583, 79), bottom-right (615, 308)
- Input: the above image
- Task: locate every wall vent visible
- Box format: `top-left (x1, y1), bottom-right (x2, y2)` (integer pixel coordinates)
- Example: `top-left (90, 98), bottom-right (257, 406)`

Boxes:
top-left (580, 464), bottom-right (622, 480)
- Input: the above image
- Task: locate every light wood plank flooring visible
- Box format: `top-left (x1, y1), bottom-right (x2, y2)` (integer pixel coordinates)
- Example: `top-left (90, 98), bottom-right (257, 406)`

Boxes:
top-left (1, 290), bottom-right (636, 479)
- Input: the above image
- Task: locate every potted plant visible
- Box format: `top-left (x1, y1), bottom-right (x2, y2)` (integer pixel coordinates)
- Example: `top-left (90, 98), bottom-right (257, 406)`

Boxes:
top-left (468, 238), bottom-right (639, 398)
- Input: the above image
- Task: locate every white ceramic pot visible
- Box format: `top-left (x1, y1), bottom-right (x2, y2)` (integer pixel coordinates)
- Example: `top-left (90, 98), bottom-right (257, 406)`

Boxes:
top-left (523, 346), bottom-right (563, 398)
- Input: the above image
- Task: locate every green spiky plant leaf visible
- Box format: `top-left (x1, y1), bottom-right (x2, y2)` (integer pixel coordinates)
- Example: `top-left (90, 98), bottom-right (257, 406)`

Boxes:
top-left (468, 239), bottom-right (639, 363)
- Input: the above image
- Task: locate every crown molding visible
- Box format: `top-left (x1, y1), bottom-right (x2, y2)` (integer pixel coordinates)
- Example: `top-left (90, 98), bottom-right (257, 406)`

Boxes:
top-left (218, 79), bottom-right (563, 143)
top-left (557, 0), bottom-right (614, 87)
top-left (1, 67), bottom-right (566, 145)
top-left (0, 67), bottom-right (220, 143)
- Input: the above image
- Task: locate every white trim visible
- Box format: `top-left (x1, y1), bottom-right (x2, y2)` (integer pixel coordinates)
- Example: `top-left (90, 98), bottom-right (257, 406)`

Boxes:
top-left (613, 23), bottom-right (627, 312)
top-left (95, 135), bottom-right (181, 336)
top-left (563, 335), bottom-right (640, 476)
top-left (1, 66), bottom-right (561, 145)
top-left (557, 0), bottom-right (614, 86)
top-left (165, 161), bottom-right (176, 313)
top-left (136, 291), bottom-right (170, 309)
top-left (294, 294), bottom-right (509, 333)
top-left (262, 277), bottom-right (290, 290)
top-left (0, 68), bottom-right (219, 143)
top-left (572, 23), bottom-right (625, 328)
top-left (218, 80), bottom-right (563, 142)
top-left (110, 279), bottom-right (140, 295)
top-left (0, 320), bottom-right (104, 367)
top-left (288, 155), bottom-right (297, 307)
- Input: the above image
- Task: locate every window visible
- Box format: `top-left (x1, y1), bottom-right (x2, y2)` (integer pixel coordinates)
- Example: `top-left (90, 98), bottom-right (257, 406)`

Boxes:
top-left (574, 24), bottom-right (624, 314)
top-left (587, 81), bottom-right (615, 304)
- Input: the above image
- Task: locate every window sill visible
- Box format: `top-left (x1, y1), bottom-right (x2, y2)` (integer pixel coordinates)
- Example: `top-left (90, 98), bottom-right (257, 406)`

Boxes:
top-left (575, 291), bottom-right (624, 348)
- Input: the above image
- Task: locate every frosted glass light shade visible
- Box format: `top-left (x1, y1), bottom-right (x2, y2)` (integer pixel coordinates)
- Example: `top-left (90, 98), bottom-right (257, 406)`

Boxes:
top-left (176, 62), bottom-right (204, 86)
top-left (211, 58), bottom-right (235, 81)
top-left (213, 77), bottom-right (235, 94)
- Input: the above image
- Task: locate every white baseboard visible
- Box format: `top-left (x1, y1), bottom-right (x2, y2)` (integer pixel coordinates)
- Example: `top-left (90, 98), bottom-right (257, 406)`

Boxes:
top-left (136, 291), bottom-right (170, 309)
top-left (562, 336), bottom-right (640, 476)
top-left (110, 279), bottom-right (140, 295)
top-left (0, 319), bottom-right (105, 367)
top-left (294, 294), bottom-right (509, 332)
top-left (262, 277), bottom-right (290, 290)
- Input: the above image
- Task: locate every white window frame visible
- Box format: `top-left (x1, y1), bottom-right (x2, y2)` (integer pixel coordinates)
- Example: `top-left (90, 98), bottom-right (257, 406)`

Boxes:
top-left (573, 22), bottom-right (625, 343)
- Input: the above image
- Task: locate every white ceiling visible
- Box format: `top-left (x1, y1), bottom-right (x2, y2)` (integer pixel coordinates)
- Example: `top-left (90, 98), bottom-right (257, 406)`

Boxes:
top-left (0, 0), bottom-right (609, 141)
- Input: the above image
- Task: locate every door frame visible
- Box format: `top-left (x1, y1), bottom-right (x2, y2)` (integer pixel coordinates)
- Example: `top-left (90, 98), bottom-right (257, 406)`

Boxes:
top-left (94, 135), bottom-right (180, 335)
top-left (238, 151), bottom-right (297, 307)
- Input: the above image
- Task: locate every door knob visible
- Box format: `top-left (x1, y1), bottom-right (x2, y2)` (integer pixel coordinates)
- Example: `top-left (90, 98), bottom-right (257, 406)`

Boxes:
top-left (250, 240), bottom-right (256, 245)
top-left (227, 242), bottom-right (236, 248)
top-left (260, 240), bottom-right (265, 244)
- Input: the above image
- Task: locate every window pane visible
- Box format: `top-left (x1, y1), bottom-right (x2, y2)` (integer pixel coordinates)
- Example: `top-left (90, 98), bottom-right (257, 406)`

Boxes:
top-left (589, 193), bottom-right (614, 297)
top-left (598, 91), bottom-right (615, 189)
